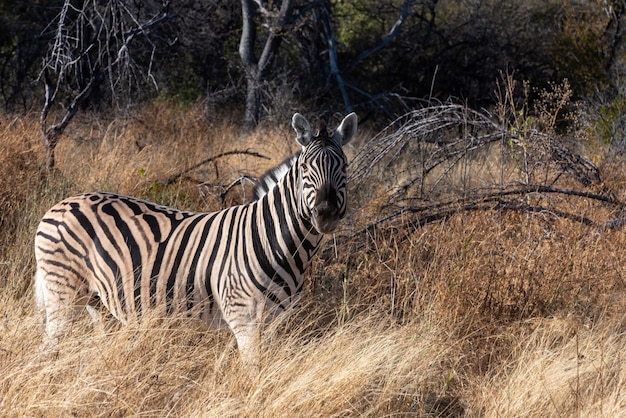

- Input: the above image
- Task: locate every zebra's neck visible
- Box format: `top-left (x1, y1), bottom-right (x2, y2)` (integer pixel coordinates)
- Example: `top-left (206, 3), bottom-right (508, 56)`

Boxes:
top-left (261, 158), bottom-right (324, 265)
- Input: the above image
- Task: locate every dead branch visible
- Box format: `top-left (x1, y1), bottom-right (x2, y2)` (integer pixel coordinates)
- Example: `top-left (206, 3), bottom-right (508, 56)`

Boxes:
top-left (349, 104), bottom-right (502, 186)
top-left (41, 78), bottom-right (97, 168)
top-left (598, 216), bottom-right (626, 231)
top-left (161, 150), bottom-right (269, 186)
top-left (370, 185), bottom-right (617, 231)
top-left (39, 0), bottom-right (173, 169)
top-left (199, 176), bottom-right (258, 208)
top-left (342, 103), bottom-right (623, 244)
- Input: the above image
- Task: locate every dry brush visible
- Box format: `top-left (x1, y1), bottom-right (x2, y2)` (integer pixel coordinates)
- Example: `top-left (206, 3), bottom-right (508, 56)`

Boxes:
top-left (0, 100), bottom-right (625, 416)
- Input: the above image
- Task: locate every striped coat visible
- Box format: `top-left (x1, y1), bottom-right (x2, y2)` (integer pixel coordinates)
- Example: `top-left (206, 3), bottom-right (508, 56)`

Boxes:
top-left (34, 112), bottom-right (358, 369)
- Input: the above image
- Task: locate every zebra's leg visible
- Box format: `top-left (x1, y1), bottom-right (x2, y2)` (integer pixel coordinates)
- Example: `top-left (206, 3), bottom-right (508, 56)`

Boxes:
top-left (85, 304), bottom-right (103, 331)
top-left (223, 299), bottom-right (263, 373)
top-left (232, 323), bottom-right (261, 373)
top-left (34, 268), bottom-right (48, 332)
top-left (34, 267), bottom-right (64, 348)
top-left (34, 267), bottom-right (89, 350)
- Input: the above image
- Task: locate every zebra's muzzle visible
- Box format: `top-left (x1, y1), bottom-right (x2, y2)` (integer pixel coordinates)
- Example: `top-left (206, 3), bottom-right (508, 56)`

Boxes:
top-left (311, 202), bottom-right (341, 234)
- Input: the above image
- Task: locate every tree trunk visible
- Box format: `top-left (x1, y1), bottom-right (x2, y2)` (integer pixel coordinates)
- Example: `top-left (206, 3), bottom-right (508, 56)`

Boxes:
top-left (239, 0), bottom-right (258, 130)
top-left (239, 0), bottom-right (293, 131)
top-left (244, 76), bottom-right (261, 130)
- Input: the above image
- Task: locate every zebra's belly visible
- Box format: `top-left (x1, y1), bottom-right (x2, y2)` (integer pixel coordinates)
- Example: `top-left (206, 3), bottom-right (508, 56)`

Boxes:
top-left (86, 275), bottom-right (227, 330)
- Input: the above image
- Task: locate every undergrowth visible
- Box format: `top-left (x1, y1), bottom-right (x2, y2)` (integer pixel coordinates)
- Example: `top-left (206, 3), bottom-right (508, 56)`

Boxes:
top-left (0, 100), bottom-right (624, 417)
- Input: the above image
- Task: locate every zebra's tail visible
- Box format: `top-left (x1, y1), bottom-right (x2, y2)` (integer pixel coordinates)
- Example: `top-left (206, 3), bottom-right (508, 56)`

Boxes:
top-left (34, 268), bottom-right (46, 325)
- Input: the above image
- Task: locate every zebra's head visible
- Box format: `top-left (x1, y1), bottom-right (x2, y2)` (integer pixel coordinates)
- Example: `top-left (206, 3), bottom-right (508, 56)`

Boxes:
top-left (292, 112), bottom-right (358, 234)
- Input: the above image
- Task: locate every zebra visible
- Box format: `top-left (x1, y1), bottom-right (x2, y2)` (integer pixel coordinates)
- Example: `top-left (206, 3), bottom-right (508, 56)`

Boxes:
top-left (34, 112), bottom-right (358, 369)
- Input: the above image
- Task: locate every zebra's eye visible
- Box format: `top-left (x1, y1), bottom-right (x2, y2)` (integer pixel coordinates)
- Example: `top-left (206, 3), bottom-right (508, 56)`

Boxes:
top-left (301, 163), bottom-right (310, 174)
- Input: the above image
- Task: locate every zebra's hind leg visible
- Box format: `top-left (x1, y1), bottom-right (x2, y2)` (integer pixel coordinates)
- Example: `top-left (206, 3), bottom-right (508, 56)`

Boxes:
top-left (34, 267), bottom-right (90, 351)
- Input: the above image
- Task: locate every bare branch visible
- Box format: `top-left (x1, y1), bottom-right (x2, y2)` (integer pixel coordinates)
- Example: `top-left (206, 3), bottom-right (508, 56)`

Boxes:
top-left (345, 103), bottom-right (616, 242)
top-left (200, 176), bottom-right (258, 208)
top-left (39, 0), bottom-right (173, 168)
top-left (161, 150), bottom-right (269, 186)
top-left (349, 0), bottom-right (416, 70)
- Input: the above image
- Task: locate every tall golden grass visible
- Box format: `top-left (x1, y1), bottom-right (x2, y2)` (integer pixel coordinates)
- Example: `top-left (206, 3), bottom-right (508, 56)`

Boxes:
top-left (0, 103), bottom-right (624, 417)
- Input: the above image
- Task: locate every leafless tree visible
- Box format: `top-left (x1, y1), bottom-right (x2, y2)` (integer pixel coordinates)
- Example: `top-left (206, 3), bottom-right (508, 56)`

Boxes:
top-left (39, 0), bottom-right (173, 168)
top-left (237, 0), bottom-right (420, 129)
top-left (239, 0), bottom-right (295, 130)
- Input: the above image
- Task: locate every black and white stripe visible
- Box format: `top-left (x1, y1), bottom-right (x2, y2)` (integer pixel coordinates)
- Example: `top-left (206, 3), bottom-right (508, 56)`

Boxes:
top-left (252, 154), bottom-right (299, 201)
top-left (34, 112), bottom-right (358, 368)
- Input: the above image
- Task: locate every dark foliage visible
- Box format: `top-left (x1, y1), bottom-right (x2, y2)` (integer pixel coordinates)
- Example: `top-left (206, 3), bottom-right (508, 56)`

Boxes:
top-left (0, 0), bottom-right (623, 124)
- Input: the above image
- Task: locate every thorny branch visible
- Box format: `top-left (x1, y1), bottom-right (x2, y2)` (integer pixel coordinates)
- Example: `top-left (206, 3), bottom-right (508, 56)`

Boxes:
top-left (346, 104), bottom-right (623, 238)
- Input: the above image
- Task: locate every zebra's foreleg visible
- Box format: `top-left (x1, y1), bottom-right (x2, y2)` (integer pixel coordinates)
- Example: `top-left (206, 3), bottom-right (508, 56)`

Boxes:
top-left (232, 323), bottom-right (261, 373)
top-left (223, 298), bottom-right (263, 373)
top-left (85, 304), bottom-right (103, 331)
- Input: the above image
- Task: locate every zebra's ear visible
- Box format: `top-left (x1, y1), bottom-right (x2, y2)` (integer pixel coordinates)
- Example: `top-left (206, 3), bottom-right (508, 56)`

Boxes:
top-left (292, 113), bottom-right (313, 146)
top-left (334, 112), bottom-right (358, 146)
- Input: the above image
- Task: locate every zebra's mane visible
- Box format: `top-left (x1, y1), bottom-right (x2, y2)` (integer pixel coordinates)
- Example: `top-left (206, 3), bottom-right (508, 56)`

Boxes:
top-left (252, 152), bottom-right (300, 201)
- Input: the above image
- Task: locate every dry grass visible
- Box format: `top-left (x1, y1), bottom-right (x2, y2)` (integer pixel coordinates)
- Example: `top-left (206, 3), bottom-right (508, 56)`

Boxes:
top-left (0, 104), bottom-right (625, 417)
top-left (473, 316), bottom-right (626, 417)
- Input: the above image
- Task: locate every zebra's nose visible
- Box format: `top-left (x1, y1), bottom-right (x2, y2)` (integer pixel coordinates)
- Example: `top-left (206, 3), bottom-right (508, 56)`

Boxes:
top-left (311, 200), bottom-right (341, 234)
top-left (314, 200), bottom-right (339, 219)
top-left (314, 185), bottom-right (339, 214)
top-left (314, 185), bottom-right (339, 217)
